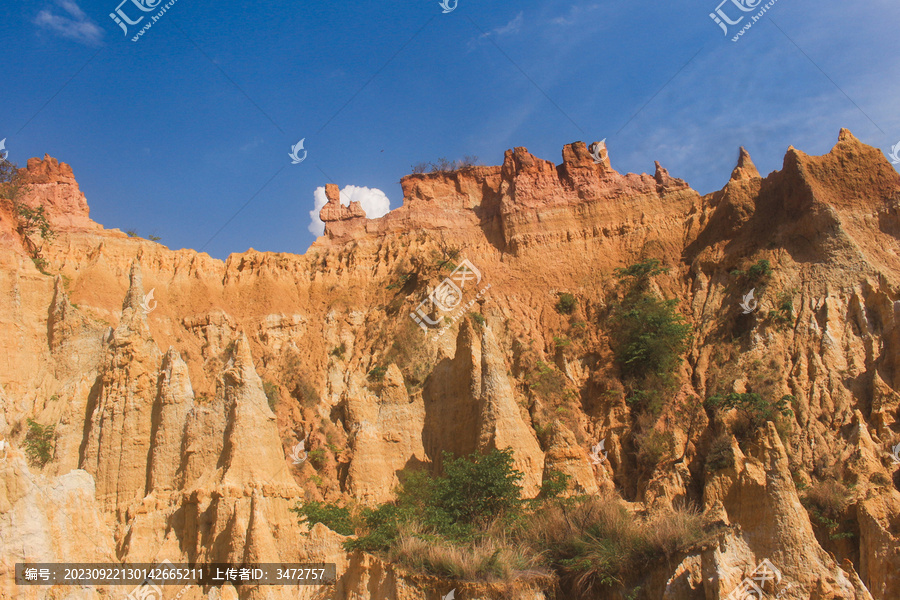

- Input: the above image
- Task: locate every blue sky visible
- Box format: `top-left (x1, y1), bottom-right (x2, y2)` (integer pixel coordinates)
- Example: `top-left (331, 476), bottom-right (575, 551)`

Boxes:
top-left (2, 0), bottom-right (898, 260)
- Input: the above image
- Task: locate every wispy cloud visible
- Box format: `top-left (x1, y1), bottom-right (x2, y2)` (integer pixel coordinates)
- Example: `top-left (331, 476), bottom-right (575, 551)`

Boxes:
top-left (550, 3), bottom-right (601, 26)
top-left (467, 12), bottom-right (525, 52)
top-left (34, 0), bottom-right (103, 47)
top-left (491, 12), bottom-right (524, 37)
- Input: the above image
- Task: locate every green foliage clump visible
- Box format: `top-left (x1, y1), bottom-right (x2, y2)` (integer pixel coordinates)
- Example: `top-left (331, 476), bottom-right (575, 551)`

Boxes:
top-left (746, 259), bottom-right (773, 282)
top-left (262, 380), bottom-right (279, 411)
top-left (368, 365), bottom-right (388, 384)
top-left (342, 449), bottom-right (524, 551)
top-left (705, 435), bottom-right (735, 472)
top-left (801, 480), bottom-right (855, 541)
top-left (555, 292), bottom-right (577, 315)
top-left (527, 361), bottom-right (568, 401)
top-left (536, 470), bottom-right (571, 501)
top-left (610, 295), bottom-right (692, 380)
top-left (24, 419), bottom-right (56, 467)
top-left (329, 343), bottom-right (346, 359)
top-left (704, 392), bottom-right (793, 436)
top-left (614, 258), bottom-right (668, 290)
top-left (386, 272), bottom-right (412, 290)
top-left (15, 204), bottom-right (55, 243)
top-left (126, 229), bottom-right (138, 238)
top-left (768, 292), bottom-right (794, 326)
top-left (147, 234), bottom-right (162, 242)
top-left (634, 430), bottom-right (674, 469)
top-left (308, 449), bottom-right (327, 469)
top-left (470, 312), bottom-right (485, 326)
top-left (291, 501), bottom-right (354, 535)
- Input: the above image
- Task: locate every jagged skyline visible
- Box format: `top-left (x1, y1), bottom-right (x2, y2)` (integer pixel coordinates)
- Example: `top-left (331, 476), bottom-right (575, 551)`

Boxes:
top-left (2, 1), bottom-right (898, 261)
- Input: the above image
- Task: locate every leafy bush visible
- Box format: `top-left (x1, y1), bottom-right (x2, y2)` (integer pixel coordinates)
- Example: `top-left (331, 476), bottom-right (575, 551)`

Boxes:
top-left (15, 204), bottom-right (55, 242)
top-left (614, 258), bottom-right (668, 291)
top-left (556, 293), bottom-right (577, 315)
top-left (368, 365), bottom-right (388, 382)
top-left (470, 312), bottom-right (486, 326)
top-left (330, 343), bottom-right (346, 359)
top-left (308, 448), bottom-right (327, 469)
top-left (386, 272), bottom-right (412, 290)
top-left (24, 419), bottom-right (55, 467)
top-left (309, 446), bottom-right (712, 593)
top-left (705, 435), bottom-right (735, 472)
top-left (704, 392), bottom-right (793, 435)
top-left (435, 449), bottom-right (524, 528)
top-left (344, 449), bottom-right (525, 551)
top-left (747, 259), bottom-right (773, 282)
top-left (262, 380), bottom-right (279, 411)
top-left (634, 430), bottom-right (674, 469)
top-left (126, 229), bottom-right (138, 238)
top-left (536, 470), bottom-right (571, 501)
top-left (148, 234), bottom-right (162, 242)
top-left (527, 361), bottom-right (568, 401)
top-left (609, 294), bottom-right (692, 380)
top-left (802, 480), bottom-right (854, 540)
top-left (291, 501), bottom-right (354, 535)
top-left (768, 292), bottom-right (794, 326)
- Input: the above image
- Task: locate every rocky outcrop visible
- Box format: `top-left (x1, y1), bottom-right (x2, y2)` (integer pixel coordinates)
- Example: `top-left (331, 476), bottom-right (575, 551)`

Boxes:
top-left (17, 154), bottom-right (99, 232)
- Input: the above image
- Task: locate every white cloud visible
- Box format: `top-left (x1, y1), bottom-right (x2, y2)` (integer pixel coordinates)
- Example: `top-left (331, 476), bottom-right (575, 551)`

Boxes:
top-left (492, 12), bottom-right (524, 36)
top-left (308, 185), bottom-right (391, 236)
top-left (550, 3), bottom-right (601, 26)
top-left (35, 0), bottom-right (103, 46)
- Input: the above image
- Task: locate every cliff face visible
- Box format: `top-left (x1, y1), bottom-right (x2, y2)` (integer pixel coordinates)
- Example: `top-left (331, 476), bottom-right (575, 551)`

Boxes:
top-left (1, 131), bottom-right (899, 599)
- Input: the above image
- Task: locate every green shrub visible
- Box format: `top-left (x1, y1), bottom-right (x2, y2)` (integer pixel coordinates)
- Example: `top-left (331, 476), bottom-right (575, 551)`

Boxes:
top-left (527, 361), bottom-right (567, 401)
top-left (554, 336), bottom-right (572, 349)
top-left (634, 430), bottom-right (674, 469)
top-left (470, 312), bottom-right (486, 326)
top-left (802, 480), bottom-right (855, 540)
top-left (705, 436), bottom-right (735, 472)
top-left (147, 234), bottom-right (162, 242)
top-left (537, 470), bottom-right (571, 501)
top-left (126, 229), bottom-right (138, 238)
top-left (556, 293), bottom-right (577, 315)
top-left (368, 365), bottom-right (388, 382)
top-left (386, 272), bottom-right (412, 290)
top-left (609, 294), bottom-right (692, 380)
top-left (746, 259), bottom-right (773, 282)
top-left (308, 449), bottom-right (327, 469)
top-left (704, 392), bottom-right (793, 435)
top-left (24, 419), bottom-right (55, 467)
top-left (15, 204), bottom-right (55, 242)
top-left (330, 343), bottom-right (346, 359)
top-left (346, 448), bottom-right (525, 551)
top-left (614, 259), bottom-right (668, 290)
top-left (768, 292), bottom-right (794, 326)
top-left (262, 380), bottom-right (279, 411)
top-left (291, 501), bottom-right (354, 535)
top-left (434, 448), bottom-right (524, 529)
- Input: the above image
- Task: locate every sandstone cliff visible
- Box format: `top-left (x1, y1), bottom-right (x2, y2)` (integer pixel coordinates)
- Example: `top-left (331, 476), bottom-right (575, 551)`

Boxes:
top-left (1, 130), bottom-right (899, 599)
